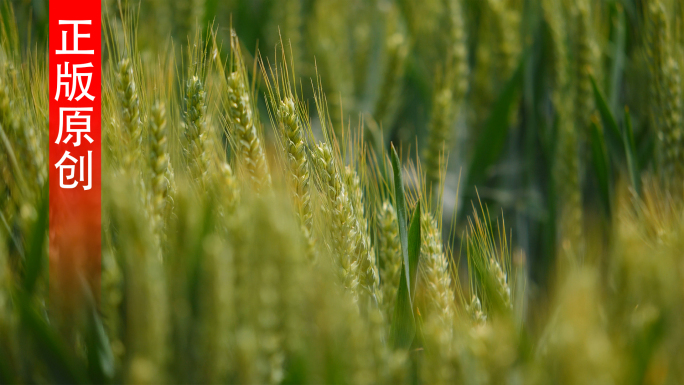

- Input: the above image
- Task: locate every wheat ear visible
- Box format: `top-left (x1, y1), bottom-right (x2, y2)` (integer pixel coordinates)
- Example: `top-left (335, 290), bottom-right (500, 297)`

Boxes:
top-left (278, 97), bottom-right (312, 231)
top-left (420, 212), bottom-right (456, 323)
top-left (377, 201), bottom-right (402, 321)
top-left (344, 165), bottom-right (382, 310)
top-left (313, 143), bottom-right (360, 299)
top-left (184, 75), bottom-right (211, 187)
top-left (148, 101), bottom-right (172, 236)
top-left (116, 58), bottom-right (143, 169)
top-left (226, 70), bottom-right (272, 190)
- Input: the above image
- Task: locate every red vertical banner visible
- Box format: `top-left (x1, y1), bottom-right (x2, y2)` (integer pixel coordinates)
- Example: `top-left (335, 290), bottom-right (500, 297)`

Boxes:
top-left (49, 1), bottom-right (101, 309)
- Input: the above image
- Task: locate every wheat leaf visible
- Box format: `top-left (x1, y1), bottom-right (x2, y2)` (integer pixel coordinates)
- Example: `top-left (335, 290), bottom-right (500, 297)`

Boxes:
top-left (466, 54), bottom-right (525, 190)
top-left (390, 201), bottom-right (421, 349)
top-left (590, 119), bottom-right (612, 217)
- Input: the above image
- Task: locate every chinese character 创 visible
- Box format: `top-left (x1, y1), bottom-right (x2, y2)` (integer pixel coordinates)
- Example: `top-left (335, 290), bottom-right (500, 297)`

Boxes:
top-left (55, 150), bottom-right (92, 190)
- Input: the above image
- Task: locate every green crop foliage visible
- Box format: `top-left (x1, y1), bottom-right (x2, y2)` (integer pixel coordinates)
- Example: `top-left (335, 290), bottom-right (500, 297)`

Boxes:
top-left (3, 0), bottom-right (684, 383)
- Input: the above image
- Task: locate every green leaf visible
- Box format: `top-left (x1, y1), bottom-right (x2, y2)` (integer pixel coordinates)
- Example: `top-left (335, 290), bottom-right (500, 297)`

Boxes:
top-left (390, 202), bottom-right (421, 349)
top-left (15, 292), bottom-right (88, 384)
top-left (85, 288), bottom-right (115, 384)
top-left (23, 184), bottom-right (48, 294)
top-left (390, 262), bottom-right (414, 349)
top-left (608, 4), bottom-right (627, 113)
top-left (590, 119), bottom-right (612, 217)
top-left (389, 146), bottom-right (422, 349)
top-left (623, 108), bottom-right (640, 195)
top-left (591, 75), bottom-right (623, 161)
top-left (466, 55), bottom-right (524, 189)
top-left (390, 145), bottom-right (410, 299)
top-left (0, 345), bottom-right (16, 384)
top-left (407, 201), bottom-right (421, 302)
top-left (630, 310), bottom-right (665, 385)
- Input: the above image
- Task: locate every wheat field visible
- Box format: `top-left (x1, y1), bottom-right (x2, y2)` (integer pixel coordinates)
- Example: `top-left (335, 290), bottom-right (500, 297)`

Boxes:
top-left (2, 0), bottom-right (684, 383)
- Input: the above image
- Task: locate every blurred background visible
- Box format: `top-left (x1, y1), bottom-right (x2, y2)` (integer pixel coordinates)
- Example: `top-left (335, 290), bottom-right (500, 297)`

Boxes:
top-left (5, 0), bottom-right (666, 296)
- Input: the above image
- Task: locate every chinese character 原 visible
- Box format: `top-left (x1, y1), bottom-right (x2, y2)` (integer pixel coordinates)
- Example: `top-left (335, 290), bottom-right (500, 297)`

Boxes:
top-left (56, 107), bottom-right (94, 147)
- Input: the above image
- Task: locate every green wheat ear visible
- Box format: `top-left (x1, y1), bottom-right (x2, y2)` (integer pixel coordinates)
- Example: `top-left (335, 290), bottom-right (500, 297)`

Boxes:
top-left (260, 44), bottom-right (316, 262)
top-left (542, 0), bottom-right (569, 106)
top-left (465, 202), bottom-right (515, 317)
top-left (488, 0), bottom-right (520, 88)
top-left (419, 211), bottom-right (455, 324)
top-left (645, 1), bottom-right (684, 190)
top-left (660, 57), bottom-right (683, 186)
top-left (423, 86), bottom-right (455, 193)
top-left (555, 109), bottom-right (583, 262)
top-left (218, 162), bottom-right (240, 216)
top-left (344, 164), bottom-right (382, 311)
top-left (422, 0), bottom-right (469, 195)
top-left (373, 4), bottom-right (409, 129)
top-left (226, 70), bottom-right (272, 189)
top-left (148, 101), bottom-right (172, 236)
top-left (183, 75), bottom-right (211, 187)
top-left (572, 0), bottom-right (596, 142)
top-left (109, 179), bottom-right (169, 384)
top-left (377, 200), bottom-right (402, 322)
top-left (278, 97), bottom-right (317, 261)
top-left (278, 97), bottom-right (312, 231)
top-left (0, 72), bottom-right (45, 189)
top-left (116, 57), bottom-right (142, 170)
top-left (0, 74), bottom-right (31, 210)
top-left (225, 35), bottom-right (271, 191)
top-left (313, 142), bottom-right (360, 300)
top-left (444, 0), bottom-right (469, 102)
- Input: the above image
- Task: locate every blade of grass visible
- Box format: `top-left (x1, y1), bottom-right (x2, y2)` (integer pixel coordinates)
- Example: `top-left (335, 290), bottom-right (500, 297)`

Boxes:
top-left (390, 145), bottom-right (410, 298)
top-left (0, 123), bottom-right (29, 196)
top-left (623, 107), bottom-right (640, 195)
top-left (23, 185), bottom-right (48, 294)
top-left (630, 313), bottom-right (665, 385)
top-left (84, 283), bottom-right (115, 384)
top-left (390, 202), bottom-right (421, 349)
top-left (406, 201), bottom-right (421, 302)
top-left (590, 117), bottom-right (612, 217)
top-left (608, 4), bottom-right (626, 114)
top-left (390, 264), bottom-right (414, 349)
top-left (591, 75), bottom-right (623, 161)
top-left (15, 291), bottom-right (88, 384)
top-left (466, 54), bottom-right (525, 190)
